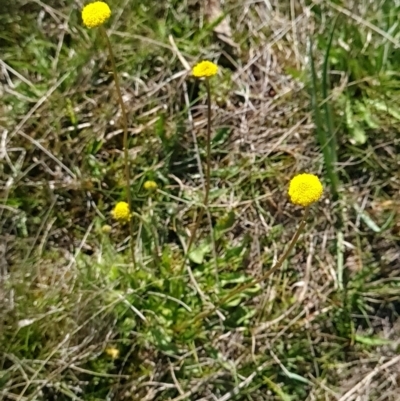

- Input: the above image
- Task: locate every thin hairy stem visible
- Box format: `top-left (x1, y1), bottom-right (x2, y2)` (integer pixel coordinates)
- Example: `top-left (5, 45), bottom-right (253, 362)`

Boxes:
top-left (204, 80), bottom-right (219, 286)
top-left (179, 78), bottom-right (213, 271)
top-left (204, 79), bottom-right (212, 208)
top-left (101, 27), bottom-right (136, 269)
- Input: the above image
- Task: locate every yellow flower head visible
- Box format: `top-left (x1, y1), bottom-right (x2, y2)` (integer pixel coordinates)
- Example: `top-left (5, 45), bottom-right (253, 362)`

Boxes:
top-left (105, 347), bottom-right (119, 359)
top-left (288, 173), bottom-right (323, 207)
top-left (111, 201), bottom-right (130, 223)
top-left (192, 60), bottom-right (218, 78)
top-left (82, 1), bottom-right (111, 28)
top-left (143, 180), bottom-right (158, 191)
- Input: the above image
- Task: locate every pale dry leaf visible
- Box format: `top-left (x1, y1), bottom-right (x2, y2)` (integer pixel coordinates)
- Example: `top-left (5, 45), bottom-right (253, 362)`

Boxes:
top-left (205, 0), bottom-right (239, 50)
top-left (18, 318), bottom-right (37, 328)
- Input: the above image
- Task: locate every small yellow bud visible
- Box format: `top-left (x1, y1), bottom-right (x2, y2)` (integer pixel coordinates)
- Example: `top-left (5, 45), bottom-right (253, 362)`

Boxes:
top-left (105, 347), bottom-right (119, 359)
top-left (101, 224), bottom-right (112, 234)
top-left (143, 180), bottom-right (158, 192)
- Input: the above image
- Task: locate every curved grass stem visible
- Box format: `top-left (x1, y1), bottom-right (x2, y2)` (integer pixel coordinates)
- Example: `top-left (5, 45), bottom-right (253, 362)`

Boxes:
top-left (101, 27), bottom-right (136, 270)
top-left (184, 207), bottom-right (310, 329)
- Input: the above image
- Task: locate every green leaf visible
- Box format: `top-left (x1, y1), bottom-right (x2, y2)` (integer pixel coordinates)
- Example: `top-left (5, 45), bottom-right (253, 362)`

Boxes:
top-left (215, 211), bottom-right (236, 236)
top-left (346, 98), bottom-right (367, 145)
top-left (211, 127), bottom-right (230, 147)
top-left (355, 335), bottom-right (393, 346)
top-left (309, 36), bottom-right (340, 199)
top-left (189, 242), bottom-right (211, 264)
top-left (155, 114), bottom-right (166, 141)
top-left (369, 99), bottom-right (400, 121)
top-left (221, 274), bottom-right (250, 286)
top-left (86, 139), bottom-right (104, 155)
top-left (356, 101), bottom-right (379, 129)
top-left (263, 376), bottom-right (292, 401)
top-left (349, 123), bottom-right (367, 145)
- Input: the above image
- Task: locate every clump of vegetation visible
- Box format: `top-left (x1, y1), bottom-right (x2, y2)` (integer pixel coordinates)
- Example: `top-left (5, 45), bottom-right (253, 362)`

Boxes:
top-left (1, 1), bottom-right (400, 400)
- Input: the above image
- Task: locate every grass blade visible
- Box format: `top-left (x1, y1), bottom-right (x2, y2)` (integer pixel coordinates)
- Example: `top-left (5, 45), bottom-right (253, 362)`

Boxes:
top-left (308, 36), bottom-right (340, 200)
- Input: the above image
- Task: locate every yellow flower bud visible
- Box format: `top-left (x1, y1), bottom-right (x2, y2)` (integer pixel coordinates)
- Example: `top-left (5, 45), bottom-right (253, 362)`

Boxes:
top-left (101, 224), bottom-right (112, 234)
top-left (105, 347), bottom-right (119, 359)
top-left (143, 180), bottom-right (158, 192)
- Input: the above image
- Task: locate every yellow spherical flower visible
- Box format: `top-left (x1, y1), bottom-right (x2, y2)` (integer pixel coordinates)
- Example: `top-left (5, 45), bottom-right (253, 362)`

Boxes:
top-left (192, 60), bottom-right (218, 78)
top-left (111, 201), bottom-right (130, 223)
top-left (82, 1), bottom-right (111, 28)
top-left (143, 180), bottom-right (158, 191)
top-left (288, 173), bottom-right (323, 207)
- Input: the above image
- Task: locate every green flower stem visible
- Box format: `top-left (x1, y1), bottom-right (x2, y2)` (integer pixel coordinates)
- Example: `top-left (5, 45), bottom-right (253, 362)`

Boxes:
top-left (100, 27), bottom-right (136, 270)
top-left (180, 77), bottom-right (213, 271)
top-left (185, 207), bottom-right (310, 329)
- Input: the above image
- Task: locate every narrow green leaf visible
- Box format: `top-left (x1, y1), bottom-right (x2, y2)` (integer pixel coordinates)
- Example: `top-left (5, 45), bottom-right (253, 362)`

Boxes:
top-left (309, 37), bottom-right (340, 199)
top-left (352, 203), bottom-right (381, 232)
top-left (263, 376), bottom-right (292, 401)
top-left (355, 335), bottom-right (393, 346)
